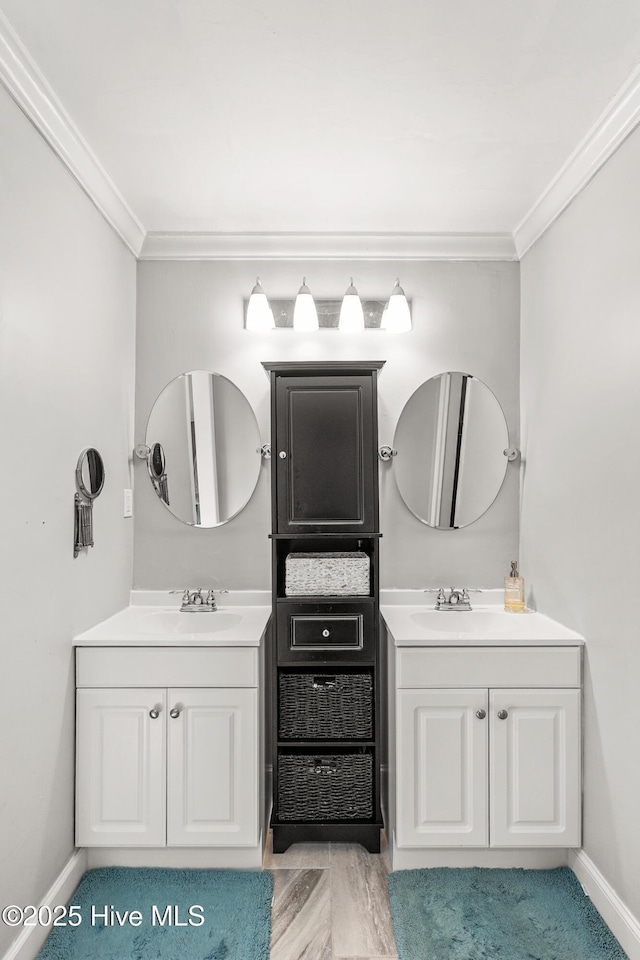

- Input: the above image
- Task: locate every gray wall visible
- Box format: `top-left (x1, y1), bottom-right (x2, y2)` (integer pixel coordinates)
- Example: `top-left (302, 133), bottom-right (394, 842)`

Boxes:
top-left (520, 126), bottom-right (640, 918)
top-left (0, 87), bottom-right (136, 955)
top-left (134, 260), bottom-right (520, 590)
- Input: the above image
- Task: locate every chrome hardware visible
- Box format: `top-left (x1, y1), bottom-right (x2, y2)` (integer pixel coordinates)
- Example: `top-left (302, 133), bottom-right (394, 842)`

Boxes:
top-left (503, 447), bottom-right (520, 461)
top-left (73, 448), bottom-right (105, 559)
top-left (259, 443), bottom-right (271, 459)
top-left (321, 628), bottom-right (331, 638)
top-left (149, 707), bottom-right (160, 719)
top-left (279, 451), bottom-right (287, 459)
top-left (170, 707), bottom-right (181, 719)
top-left (312, 677), bottom-right (338, 690)
top-left (178, 588), bottom-right (219, 612)
top-left (308, 760), bottom-right (338, 775)
top-left (378, 445), bottom-right (397, 461)
top-left (434, 587), bottom-right (473, 611)
top-left (498, 709), bottom-right (508, 720)
top-left (476, 709), bottom-right (486, 720)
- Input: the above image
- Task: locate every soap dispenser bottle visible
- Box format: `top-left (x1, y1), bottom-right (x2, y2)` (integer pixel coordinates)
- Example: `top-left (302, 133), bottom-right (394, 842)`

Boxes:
top-left (504, 560), bottom-right (525, 612)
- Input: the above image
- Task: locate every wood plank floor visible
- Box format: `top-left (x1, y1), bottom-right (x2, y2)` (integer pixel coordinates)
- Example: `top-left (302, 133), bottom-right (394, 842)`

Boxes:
top-left (265, 832), bottom-right (398, 960)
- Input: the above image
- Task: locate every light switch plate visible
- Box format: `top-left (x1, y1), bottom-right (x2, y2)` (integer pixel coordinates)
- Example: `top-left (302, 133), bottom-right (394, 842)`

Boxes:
top-left (123, 489), bottom-right (133, 517)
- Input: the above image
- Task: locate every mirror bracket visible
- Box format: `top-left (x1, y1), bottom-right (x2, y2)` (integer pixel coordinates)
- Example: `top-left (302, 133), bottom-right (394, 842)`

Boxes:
top-left (135, 443), bottom-right (151, 460)
top-left (378, 445), bottom-right (398, 462)
top-left (503, 446), bottom-right (520, 461)
top-left (259, 443), bottom-right (272, 460)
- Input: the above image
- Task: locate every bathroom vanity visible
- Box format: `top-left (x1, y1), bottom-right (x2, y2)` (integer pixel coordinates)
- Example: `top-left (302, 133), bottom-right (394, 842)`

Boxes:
top-left (73, 595), bottom-right (270, 869)
top-left (381, 597), bottom-right (584, 870)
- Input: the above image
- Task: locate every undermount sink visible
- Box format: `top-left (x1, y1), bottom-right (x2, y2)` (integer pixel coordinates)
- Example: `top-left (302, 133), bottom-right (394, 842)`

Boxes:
top-left (380, 602), bottom-right (583, 645)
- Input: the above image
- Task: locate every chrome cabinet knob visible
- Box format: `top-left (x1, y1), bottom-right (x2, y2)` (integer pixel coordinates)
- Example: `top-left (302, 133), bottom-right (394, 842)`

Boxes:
top-left (321, 628), bottom-right (330, 638)
top-left (498, 709), bottom-right (508, 720)
top-left (149, 708), bottom-right (160, 719)
top-left (475, 709), bottom-right (486, 720)
top-left (278, 451), bottom-right (287, 459)
top-left (169, 707), bottom-right (181, 719)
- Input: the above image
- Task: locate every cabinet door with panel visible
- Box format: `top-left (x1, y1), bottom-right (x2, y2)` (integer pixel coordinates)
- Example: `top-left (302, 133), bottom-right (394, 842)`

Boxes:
top-left (490, 688), bottom-right (581, 847)
top-left (76, 688), bottom-right (166, 847)
top-left (397, 689), bottom-right (488, 847)
top-left (395, 685), bottom-right (581, 849)
top-left (167, 687), bottom-right (258, 847)
top-left (77, 687), bottom-right (258, 848)
top-left (274, 375), bottom-right (377, 533)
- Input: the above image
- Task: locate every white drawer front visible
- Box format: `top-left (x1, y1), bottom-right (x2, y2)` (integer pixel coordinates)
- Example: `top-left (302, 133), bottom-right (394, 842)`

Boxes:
top-left (396, 646), bottom-right (581, 689)
top-left (76, 646), bottom-right (258, 688)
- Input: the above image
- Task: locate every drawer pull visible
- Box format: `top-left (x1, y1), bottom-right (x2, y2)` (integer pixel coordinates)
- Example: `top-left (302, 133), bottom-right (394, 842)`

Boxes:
top-left (149, 706), bottom-right (161, 719)
top-left (497, 709), bottom-right (508, 720)
top-left (170, 707), bottom-right (182, 719)
top-left (321, 628), bottom-right (331, 638)
top-left (475, 709), bottom-right (486, 720)
top-left (308, 760), bottom-right (338, 775)
top-left (312, 676), bottom-right (338, 690)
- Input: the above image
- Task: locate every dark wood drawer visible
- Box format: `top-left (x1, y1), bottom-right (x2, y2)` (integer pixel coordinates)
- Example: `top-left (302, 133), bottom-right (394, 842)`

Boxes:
top-left (277, 601), bottom-right (376, 662)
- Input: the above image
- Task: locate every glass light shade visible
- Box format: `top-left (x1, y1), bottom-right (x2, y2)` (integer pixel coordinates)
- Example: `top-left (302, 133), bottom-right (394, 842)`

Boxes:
top-left (381, 278), bottom-right (411, 333)
top-left (338, 278), bottom-right (365, 332)
top-left (293, 278), bottom-right (319, 331)
top-left (245, 278), bottom-right (274, 331)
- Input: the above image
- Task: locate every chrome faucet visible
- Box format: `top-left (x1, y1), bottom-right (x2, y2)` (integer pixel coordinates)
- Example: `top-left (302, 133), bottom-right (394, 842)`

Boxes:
top-left (179, 588), bottom-right (218, 612)
top-left (435, 587), bottom-right (472, 611)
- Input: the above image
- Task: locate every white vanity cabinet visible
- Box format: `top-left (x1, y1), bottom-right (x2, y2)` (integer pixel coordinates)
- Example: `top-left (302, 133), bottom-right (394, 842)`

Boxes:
top-left (387, 634), bottom-right (583, 866)
top-left (75, 646), bottom-right (259, 851)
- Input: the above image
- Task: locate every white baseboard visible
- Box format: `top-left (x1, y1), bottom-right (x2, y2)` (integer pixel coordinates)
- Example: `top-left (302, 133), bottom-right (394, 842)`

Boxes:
top-left (569, 849), bottom-right (640, 960)
top-left (86, 843), bottom-right (264, 870)
top-left (389, 837), bottom-right (568, 871)
top-left (2, 849), bottom-right (87, 960)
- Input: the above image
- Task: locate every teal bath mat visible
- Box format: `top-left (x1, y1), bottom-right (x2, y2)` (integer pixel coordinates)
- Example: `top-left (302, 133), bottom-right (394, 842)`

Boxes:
top-left (36, 867), bottom-right (272, 960)
top-left (388, 867), bottom-right (628, 960)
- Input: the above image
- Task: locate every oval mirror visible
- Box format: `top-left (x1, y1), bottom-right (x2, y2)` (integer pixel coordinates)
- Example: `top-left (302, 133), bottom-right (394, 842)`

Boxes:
top-left (393, 372), bottom-right (509, 529)
top-left (76, 448), bottom-right (105, 500)
top-left (145, 370), bottom-right (262, 527)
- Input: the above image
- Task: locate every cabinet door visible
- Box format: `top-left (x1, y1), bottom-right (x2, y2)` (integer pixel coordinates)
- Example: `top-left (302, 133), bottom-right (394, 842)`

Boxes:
top-left (76, 688), bottom-right (166, 846)
top-left (397, 689), bottom-right (488, 847)
top-left (490, 689), bottom-right (581, 847)
top-left (167, 688), bottom-right (258, 846)
top-left (275, 376), bottom-right (377, 532)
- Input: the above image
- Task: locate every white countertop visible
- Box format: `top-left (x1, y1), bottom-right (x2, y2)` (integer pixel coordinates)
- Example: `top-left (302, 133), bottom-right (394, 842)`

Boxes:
top-left (74, 592), bottom-right (271, 646)
top-left (380, 596), bottom-right (583, 646)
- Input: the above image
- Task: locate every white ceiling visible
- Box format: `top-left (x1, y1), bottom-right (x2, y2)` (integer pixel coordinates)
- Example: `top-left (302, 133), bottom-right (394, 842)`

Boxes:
top-left (2, 0), bottom-right (640, 250)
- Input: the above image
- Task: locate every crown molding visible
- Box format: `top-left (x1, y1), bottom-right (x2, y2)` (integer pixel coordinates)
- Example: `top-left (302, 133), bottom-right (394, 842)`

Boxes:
top-left (515, 63), bottom-right (640, 258)
top-left (139, 231), bottom-right (517, 261)
top-left (0, 11), bottom-right (145, 257)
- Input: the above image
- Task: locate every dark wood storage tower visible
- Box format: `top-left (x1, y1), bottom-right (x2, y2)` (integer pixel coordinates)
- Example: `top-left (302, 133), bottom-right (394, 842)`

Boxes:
top-left (263, 361), bottom-right (384, 854)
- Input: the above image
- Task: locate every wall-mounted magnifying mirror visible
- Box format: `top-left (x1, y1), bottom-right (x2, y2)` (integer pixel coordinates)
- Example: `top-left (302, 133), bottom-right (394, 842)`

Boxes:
top-left (139, 370), bottom-right (262, 527)
top-left (393, 372), bottom-right (510, 529)
top-left (74, 447), bottom-right (105, 557)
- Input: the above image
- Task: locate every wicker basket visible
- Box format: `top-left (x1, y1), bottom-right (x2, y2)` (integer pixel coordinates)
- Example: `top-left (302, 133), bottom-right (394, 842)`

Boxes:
top-left (285, 552), bottom-right (370, 596)
top-left (277, 752), bottom-right (373, 821)
top-left (279, 673), bottom-right (373, 740)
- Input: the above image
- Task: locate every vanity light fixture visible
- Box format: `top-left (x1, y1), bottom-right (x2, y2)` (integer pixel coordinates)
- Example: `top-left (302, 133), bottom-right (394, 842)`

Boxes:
top-left (293, 278), bottom-right (319, 331)
top-left (245, 277), bottom-right (275, 331)
top-left (338, 278), bottom-right (365, 332)
top-left (244, 278), bottom-right (411, 330)
top-left (381, 278), bottom-right (412, 333)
